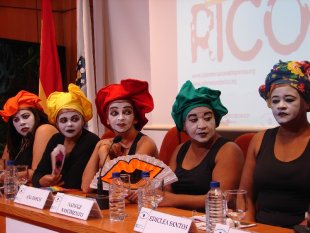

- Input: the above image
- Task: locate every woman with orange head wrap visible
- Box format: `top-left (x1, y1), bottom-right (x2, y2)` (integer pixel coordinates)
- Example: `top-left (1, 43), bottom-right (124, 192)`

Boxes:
top-left (0, 90), bottom-right (58, 180)
top-left (81, 78), bottom-right (158, 193)
top-left (32, 84), bottom-right (100, 189)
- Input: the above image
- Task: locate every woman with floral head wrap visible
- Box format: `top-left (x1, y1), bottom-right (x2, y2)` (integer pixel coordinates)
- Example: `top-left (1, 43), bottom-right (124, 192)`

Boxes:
top-left (32, 84), bottom-right (100, 189)
top-left (239, 60), bottom-right (310, 228)
top-left (0, 91), bottom-right (58, 180)
top-left (159, 80), bottom-right (244, 212)
top-left (81, 78), bottom-right (158, 193)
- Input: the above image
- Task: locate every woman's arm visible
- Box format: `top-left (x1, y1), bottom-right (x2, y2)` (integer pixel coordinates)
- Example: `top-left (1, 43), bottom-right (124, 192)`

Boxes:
top-left (136, 136), bottom-right (159, 158)
top-left (1, 145), bottom-right (9, 160)
top-left (81, 140), bottom-right (111, 193)
top-left (239, 131), bottom-right (264, 222)
top-left (31, 124), bottom-right (58, 180)
top-left (212, 141), bottom-right (244, 192)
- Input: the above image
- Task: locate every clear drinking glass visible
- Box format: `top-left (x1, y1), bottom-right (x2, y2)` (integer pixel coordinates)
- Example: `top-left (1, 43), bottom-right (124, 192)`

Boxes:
top-left (15, 165), bottom-right (29, 187)
top-left (151, 178), bottom-right (164, 208)
top-left (224, 189), bottom-right (248, 228)
top-left (0, 159), bottom-right (6, 196)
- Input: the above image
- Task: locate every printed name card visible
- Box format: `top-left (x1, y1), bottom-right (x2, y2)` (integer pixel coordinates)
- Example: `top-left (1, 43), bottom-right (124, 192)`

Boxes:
top-left (214, 224), bottom-right (250, 233)
top-left (14, 185), bottom-right (54, 209)
top-left (50, 193), bottom-right (102, 220)
top-left (134, 207), bottom-right (193, 233)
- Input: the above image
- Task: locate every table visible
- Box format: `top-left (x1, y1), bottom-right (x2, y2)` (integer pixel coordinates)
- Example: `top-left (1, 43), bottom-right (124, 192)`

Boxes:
top-left (0, 193), bottom-right (293, 233)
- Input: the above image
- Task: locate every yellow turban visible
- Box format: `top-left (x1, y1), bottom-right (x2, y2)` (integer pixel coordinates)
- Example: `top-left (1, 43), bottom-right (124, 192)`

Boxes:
top-left (47, 84), bottom-right (92, 124)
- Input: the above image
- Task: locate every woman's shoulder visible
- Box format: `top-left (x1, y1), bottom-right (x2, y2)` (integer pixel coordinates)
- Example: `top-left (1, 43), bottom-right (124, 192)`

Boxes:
top-left (35, 124), bottom-right (58, 138)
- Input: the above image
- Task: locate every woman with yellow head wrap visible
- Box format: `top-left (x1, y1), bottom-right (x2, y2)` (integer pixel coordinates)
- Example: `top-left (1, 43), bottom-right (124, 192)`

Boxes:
top-left (240, 60), bottom-right (310, 227)
top-left (32, 84), bottom-right (100, 189)
top-left (0, 90), bottom-right (58, 182)
top-left (159, 81), bottom-right (244, 212)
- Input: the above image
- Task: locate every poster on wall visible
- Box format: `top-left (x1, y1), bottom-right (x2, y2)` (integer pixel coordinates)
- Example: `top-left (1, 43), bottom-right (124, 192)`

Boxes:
top-left (177, 0), bottom-right (310, 129)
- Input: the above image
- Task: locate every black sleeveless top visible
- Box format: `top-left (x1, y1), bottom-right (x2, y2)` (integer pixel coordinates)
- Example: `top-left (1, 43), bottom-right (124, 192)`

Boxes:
top-left (253, 127), bottom-right (310, 228)
top-left (128, 132), bottom-right (144, 155)
top-left (171, 137), bottom-right (229, 195)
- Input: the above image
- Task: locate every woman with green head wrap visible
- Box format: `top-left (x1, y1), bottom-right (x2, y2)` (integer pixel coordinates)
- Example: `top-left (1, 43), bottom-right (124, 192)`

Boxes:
top-left (240, 60), bottom-right (310, 228)
top-left (159, 80), bottom-right (244, 212)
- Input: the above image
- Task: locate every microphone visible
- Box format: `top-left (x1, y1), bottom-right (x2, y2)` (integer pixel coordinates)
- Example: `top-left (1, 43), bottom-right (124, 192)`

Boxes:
top-left (97, 135), bottom-right (122, 196)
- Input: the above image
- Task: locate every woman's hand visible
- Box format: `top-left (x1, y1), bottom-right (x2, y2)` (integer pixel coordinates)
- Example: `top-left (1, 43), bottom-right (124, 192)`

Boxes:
top-left (126, 189), bottom-right (138, 203)
top-left (39, 174), bottom-right (64, 187)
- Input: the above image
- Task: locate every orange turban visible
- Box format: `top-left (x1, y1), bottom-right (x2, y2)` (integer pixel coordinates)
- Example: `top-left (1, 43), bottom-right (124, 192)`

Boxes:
top-left (0, 90), bottom-right (43, 122)
top-left (95, 78), bottom-right (154, 131)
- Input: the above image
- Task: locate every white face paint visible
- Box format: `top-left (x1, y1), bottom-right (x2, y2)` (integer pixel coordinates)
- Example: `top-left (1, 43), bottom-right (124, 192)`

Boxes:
top-left (107, 100), bottom-right (137, 133)
top-left (270, 86), bottom-right (303, 125)
top-left (183, 106), bottom-right (216, 143)
top-left (56, 111), bottom-right (84, 138)
top-left (12, 109), bottom-right (36, 136)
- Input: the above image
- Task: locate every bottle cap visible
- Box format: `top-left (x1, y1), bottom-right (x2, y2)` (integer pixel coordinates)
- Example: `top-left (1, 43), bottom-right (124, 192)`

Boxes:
top-left (112, 172), bottom-right (120, 178)
top-left (209, 181), bottom-right (220, 188)
top-left (6, 160), bottom-right (14, 166)
top-left (141, 171), bottom-right (150, 178)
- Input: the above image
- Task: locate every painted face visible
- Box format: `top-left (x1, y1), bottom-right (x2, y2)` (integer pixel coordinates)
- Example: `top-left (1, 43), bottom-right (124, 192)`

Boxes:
top-left (12, 109), bottom-right (35, 136)
top-left (56, 110), bottom-right (84, 138)
top-left (107, 100), bottom-right (137, 133)
top-left (183, 106), bottom-right (216, 143)
top-left (270, 85), bottom-right (303, 124)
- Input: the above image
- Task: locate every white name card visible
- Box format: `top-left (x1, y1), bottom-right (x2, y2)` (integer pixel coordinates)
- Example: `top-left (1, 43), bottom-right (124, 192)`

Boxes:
top-left (14, 185), bottom-right (53, 209)
top-left (134, 207), bottom-right (193, 233)
top-left (214, 224), bottom-right (250, 233)
top-left (50, 193), bottom-right (102, 220)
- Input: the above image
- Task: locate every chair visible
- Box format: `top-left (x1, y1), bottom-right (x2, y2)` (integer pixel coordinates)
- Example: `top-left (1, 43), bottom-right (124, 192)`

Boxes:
top-left (234, 133), bottom-right (255, 158)
top-left (158, 126), bottom-right (190, 165)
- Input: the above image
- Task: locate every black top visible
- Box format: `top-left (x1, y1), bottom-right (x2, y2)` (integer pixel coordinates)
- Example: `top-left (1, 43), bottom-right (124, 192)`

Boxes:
top-left (254, 127), bottom-right (310, 228)
top-left (13, 145), bottom-right (33, 167)
top-left (128, 132), bottom-right (144, 155)
top-left (32, 128), bottom-right (100, 189)
top-left (171, 137), bottom-right (229, 195)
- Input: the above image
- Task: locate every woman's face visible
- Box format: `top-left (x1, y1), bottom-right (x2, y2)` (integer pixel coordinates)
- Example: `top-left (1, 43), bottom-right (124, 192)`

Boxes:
top-left (183, 106), bottom-right (216, 143)
top-left (107, 100), bottom-right (137, 133)
top-left (12, 109), bottom-right (35, 136)
top-left (270, 85), bottom-right (305, 124)
top-left (56, 110), bottom-right (84, 138)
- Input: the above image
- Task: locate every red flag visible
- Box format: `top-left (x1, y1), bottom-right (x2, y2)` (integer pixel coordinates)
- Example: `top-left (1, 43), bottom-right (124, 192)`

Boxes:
top-left (39, 0), bottom-right (63, 112)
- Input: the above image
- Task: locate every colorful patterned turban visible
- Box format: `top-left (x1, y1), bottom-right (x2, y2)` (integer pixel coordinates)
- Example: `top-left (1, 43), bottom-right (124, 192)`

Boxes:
top-left (95, 78), bottom-right (154, 131)
top-left (259, 60), bottom-right (310, 103)
top-left (172, 80), bottom-right (228, 131)
top-left (47, 84), bottom-right (92, 124)
top-left (0, 90), bottom-right (43, 122)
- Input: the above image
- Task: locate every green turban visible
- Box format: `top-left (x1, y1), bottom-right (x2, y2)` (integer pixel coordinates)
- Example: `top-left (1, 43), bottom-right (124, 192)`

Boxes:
top-left (171, 81), bottom-right (228, 131)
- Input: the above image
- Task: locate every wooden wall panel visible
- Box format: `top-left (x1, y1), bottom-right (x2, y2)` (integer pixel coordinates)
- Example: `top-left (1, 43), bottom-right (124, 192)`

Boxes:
top-left (0, 7), bottom-right (39, 42)
top-left (0, 0), bottom-right (78, 86)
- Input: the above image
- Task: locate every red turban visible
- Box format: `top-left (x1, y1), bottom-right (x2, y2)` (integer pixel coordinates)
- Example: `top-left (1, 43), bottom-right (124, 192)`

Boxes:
top-left (95, 79), bottom-right (154, 131)
top-left (0, 90), bottom-right (43, 122)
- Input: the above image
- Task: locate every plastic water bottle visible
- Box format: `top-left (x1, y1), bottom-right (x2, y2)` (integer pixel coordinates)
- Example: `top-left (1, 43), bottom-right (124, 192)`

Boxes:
top-left (3, 160), bottom-right (18, 200)
top-left (137, 171), bottom-right (156, 212)
top-left (109, 172), bottom-right (125, 221)
top-left (205, 181), bottom-right (225, 233)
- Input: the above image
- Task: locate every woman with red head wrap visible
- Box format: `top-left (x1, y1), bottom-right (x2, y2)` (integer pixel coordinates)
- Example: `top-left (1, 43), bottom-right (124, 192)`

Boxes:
top-left (82, 78), bottom-right (158, 193)
top-left (0, 90), bottom-right (58, 180)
